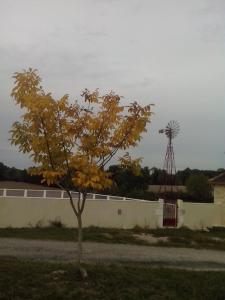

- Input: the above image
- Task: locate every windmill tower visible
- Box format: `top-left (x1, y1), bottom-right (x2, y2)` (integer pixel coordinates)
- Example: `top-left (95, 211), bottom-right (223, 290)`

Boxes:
top-left (159, 120), bottom-right (180, 196)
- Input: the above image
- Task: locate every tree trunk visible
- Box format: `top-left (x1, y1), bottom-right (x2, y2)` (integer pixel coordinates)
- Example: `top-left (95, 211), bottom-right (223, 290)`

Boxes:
top-left (77, 210), bottom-right (87, 278)
top-left (67, 189), bottom-right (87, 278)
top-left (77, 212), bottom-right (83, 267)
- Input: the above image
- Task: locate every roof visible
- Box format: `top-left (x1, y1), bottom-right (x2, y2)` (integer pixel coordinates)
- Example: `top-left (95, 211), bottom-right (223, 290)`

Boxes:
top-left (148, 185), bottom-right (186, 192)
top-left (209, 173), bottom-right (225, 185)
top-left (0, 181), bottom-right (55, 190)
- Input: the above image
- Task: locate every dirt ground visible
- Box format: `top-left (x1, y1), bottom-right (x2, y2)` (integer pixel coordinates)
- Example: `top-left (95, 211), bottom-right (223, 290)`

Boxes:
top-left (1, 238), bottom-right (225, 270)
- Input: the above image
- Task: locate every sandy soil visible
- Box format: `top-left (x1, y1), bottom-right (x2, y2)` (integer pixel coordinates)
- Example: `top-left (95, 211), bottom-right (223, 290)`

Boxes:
top-left (1, 238), bottom-right (225, 270)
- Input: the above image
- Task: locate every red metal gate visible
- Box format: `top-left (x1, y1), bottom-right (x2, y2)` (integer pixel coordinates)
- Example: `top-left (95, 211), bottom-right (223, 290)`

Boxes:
top-left (163, 201), bottom-right (178, 227)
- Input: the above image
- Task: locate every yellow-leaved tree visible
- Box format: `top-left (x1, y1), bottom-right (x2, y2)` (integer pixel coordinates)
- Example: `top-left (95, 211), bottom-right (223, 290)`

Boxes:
top-left (10, 68), bottom-right (152, 272)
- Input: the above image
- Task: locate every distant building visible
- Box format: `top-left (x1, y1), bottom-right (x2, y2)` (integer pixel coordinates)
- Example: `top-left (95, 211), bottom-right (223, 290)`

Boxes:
top-left (209, 173), bottom-right (225, 204)
top-left (147, 185), bottom-right (186, 193)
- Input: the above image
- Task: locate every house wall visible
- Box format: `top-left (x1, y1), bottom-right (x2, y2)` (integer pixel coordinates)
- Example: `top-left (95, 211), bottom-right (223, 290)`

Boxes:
top-left (0, 197), bottom-right (161, 229)
top-left (213, 185), bottom-right (225, 204)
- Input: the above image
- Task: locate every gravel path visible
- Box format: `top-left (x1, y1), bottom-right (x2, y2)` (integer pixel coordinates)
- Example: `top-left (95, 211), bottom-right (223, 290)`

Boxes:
top-left (1, 238), bottom-right (225, 270)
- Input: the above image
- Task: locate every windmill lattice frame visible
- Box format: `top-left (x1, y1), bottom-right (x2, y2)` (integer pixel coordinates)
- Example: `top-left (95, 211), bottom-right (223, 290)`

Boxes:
top-left (159, 120), bottom-right (180, 195)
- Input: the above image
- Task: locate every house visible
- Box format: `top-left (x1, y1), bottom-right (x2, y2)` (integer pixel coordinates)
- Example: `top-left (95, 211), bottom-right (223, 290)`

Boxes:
top-left (148, 185), bottom-right (186, 193)
top-left (209, 173), bottom-right (225, 204)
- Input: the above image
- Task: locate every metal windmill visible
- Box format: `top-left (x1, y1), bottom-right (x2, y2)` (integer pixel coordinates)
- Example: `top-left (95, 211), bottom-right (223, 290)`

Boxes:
top-left (159, 120), bottom-right (180, 195)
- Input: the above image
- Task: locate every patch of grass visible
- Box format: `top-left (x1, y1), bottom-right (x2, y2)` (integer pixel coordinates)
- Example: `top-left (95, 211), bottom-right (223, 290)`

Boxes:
top-left (0, 227), bottom-right (147, 245)
top-left (149, 227), bottom-right (225, 250)
top-left (1, 226), bottom-right (225, 251)
top-left (0, 227), bottom-right (76, 241)
top-left (149, 227), bottom-right (225, 239)
top-left (0, 258), bottom-right (225, 300)
top-left (149, 227), bottom-right (197, 238)
top-left (82, 226), bottom-right (148, 245)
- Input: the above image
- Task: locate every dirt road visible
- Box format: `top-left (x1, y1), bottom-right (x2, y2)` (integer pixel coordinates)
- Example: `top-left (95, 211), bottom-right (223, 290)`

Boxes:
top-left (1, 238), bottom-right (225, 270)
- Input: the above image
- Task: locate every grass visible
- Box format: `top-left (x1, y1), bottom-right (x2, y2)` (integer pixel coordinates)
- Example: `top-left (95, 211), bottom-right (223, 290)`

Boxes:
top-left (146, 227), bottom-right (225, 250)
top-left (1, 226), bottom-right (225, 250)
top-left (0, 258), bottom-right (225, 300)
top-left (0, 227), bottom-right (147, 245)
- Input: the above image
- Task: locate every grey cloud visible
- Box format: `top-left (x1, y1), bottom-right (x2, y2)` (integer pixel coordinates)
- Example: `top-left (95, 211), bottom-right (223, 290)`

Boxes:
top-left (0, 0), bottom-right (224, 169)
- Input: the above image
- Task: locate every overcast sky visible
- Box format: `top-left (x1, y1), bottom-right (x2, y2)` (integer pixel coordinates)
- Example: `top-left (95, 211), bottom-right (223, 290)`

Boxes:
top-left (0, 0), bottom-right (224, 170)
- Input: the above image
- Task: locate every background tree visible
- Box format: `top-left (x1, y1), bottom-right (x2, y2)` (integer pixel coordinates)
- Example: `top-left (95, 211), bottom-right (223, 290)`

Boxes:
top-left (108, 164), bottom-right (151, 194)
top-left (10, 68), bottom-right (152, 273)
top-left (0, 162), bottom-right (41, 183)
top-left (186, 174), bottom-right (212, 202)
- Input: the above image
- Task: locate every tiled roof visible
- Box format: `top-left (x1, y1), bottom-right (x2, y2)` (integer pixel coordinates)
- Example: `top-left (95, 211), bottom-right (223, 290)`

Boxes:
top-left (209, 173), bottom-right (225, 185)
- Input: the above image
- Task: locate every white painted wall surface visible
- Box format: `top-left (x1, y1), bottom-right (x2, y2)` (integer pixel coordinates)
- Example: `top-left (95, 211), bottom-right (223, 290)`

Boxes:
top-left (0, 197), bottom-right (160, 229)
top-left (181, 202), bottom-right (221, 229)
top-left (1, 196), bottom-right (225, 229)
top-left (214, 186), bottom-right (225, 205)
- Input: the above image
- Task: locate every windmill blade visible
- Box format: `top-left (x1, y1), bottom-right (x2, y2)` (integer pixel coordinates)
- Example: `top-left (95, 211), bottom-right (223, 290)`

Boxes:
top-left (165, 120), bottom-right (180, 139)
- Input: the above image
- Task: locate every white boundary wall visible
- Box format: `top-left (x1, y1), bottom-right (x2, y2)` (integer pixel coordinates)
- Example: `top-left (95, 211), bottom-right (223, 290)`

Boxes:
top-left (0, 191), bottom-right (162, 229)
top-left (177, 200), bottom-right (225, 229)
top-left (0, 189), bottom-right (225, 229)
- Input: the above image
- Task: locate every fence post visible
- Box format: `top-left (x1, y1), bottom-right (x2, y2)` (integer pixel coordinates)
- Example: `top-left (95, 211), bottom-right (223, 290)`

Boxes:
top-left (43, 190), bottom-right (47, 198)
top-left (61, 190), bottom-right (64, 199)
top-left (24, 189), bottom-right (27, 197)
top-left (93, 194), bottom-right (96, 200)
top-left (3, 189), bottom-right (6, 197)
top-left (177, 199), bottom-right (184, 228)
